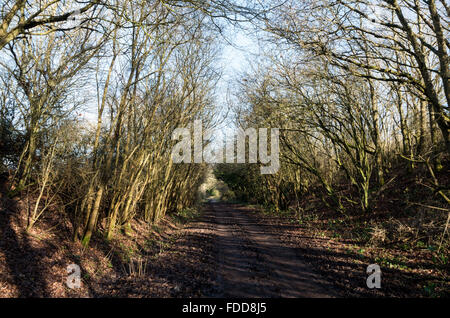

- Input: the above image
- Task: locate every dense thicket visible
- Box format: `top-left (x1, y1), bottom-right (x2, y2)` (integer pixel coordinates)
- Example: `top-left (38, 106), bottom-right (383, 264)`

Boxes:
top-left (0, 0), bottom-right (251, 245)
top-left (0, 0), bottom-right (448, 249)
top-left (216, 0), bottom-right (448, 244)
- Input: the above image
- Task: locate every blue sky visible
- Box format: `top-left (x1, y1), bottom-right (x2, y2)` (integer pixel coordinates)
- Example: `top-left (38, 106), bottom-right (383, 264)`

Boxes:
top-left (212, 23), bottom-right (259, 145)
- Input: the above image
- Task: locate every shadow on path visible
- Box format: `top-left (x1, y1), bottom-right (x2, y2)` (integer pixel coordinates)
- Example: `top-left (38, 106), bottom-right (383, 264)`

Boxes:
top-left (207, 202), bottom-right (339, 298)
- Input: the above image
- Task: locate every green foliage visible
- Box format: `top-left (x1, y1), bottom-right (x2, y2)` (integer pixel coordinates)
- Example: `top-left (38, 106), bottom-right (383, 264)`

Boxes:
top-left (206, 188), bottom-right (219, 197)
top-left (174, 208), bottom-right (199, 224)
top-left (422, 282), bottom-right (445, 298)
top-left (221, 189), bottom-right (236, 202)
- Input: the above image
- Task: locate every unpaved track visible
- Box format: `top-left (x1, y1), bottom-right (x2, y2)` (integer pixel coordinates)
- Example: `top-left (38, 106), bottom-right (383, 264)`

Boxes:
top-left (205, 202), bottom-right (338, 298)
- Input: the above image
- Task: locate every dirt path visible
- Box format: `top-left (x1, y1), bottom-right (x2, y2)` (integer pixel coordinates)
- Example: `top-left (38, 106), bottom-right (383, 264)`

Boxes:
top-left (0, 197), bottom-right (340, 297)
top-left (204, 202), bottom-right (338, 298)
